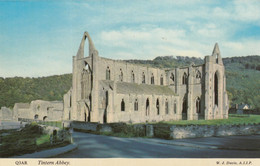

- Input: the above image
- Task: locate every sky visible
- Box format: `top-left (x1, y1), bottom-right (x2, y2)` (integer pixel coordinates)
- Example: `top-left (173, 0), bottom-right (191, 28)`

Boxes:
top-left (0, 0), bottom-right (260, 77)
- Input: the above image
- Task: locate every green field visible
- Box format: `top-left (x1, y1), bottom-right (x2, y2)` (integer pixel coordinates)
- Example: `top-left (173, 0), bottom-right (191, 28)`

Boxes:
top-left (37, 121), bottom-right (63, 128)
top-left (154, 114), bottom-right (260, 126)
top-left (36, 134), bottom-right (50, 146)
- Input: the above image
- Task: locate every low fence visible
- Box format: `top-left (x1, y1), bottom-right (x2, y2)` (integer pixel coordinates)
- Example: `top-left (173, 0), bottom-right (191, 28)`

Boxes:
top-left (71, 121), bottom-right (260, 139)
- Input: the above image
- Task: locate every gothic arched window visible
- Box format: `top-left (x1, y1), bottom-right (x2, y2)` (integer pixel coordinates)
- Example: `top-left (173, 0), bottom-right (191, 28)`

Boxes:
top-left (151, 73), bottom-right (155, 85)
top-left (182, 72), bottom-right (188, 85)
top-left (195, 70), bottom-right (201, 83)
top-left (160, 74), bottom-right (164, 85)
top-left (142, 72), bottom-right (146, 84)
top-left (131, 71), bottom-right (135, 83)
top-left (119, 69), bottom-right (123, 82)
top-left (34, 114), bottom-right (39, 120)
top-left (146, 98), bottom-right (150, 116)
top-left (214, 72), bottom-right (219, 106)
top-left (196, 97), bottom-right (201, 113)
top-left (170, 73), bottom-right (175, 85)
top-left (121, 99), bottom-right (125, 111)
top-left (106, 67), bottom-right (110, 80)
top-left (156, 99), bottom-right (160, 115)
top-left (165, 99), bottom-right (168, 114)
top-left (174, 100), bottom-right (177, 114)
top-left (134, 99), bottom-right (138, 111)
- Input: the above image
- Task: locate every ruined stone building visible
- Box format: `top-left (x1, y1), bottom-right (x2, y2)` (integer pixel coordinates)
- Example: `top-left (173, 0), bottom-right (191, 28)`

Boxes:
top-left (63, 32), bottom-right (229, 124)
top-left (13, 100), bottom-right (63, 121)
top-left (0, 107), bottom-right (14, 121)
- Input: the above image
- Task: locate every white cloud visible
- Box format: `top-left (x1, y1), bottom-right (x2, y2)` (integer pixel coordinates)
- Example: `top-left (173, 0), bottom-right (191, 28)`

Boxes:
top-left (233, 0), bottom-right (260, 23)
top-left (95, 25), bottom-right (260, 60)
top-left (97, 28), bottom-right (210, 59)
top-left (211, 0), bottom-right (260, 25)
top-left (100, 28), bottom-right (186, 45)
top-left (195, 23), bottom-right (227, 39)
top-left (212, 7), bottom-right (231, 19)
top-left (223, 40), bottom-right (260, 57)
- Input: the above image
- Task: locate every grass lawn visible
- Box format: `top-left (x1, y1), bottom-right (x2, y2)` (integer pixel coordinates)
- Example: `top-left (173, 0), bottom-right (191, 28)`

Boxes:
top-left (154, 114), bottom-right (260, 126)
top-left (36, 134), bottom-right (50, 146)
top-left (37, 121), bottom-right (62, 128)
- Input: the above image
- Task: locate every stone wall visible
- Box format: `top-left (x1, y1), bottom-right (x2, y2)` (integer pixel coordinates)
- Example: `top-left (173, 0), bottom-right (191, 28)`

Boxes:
top-left (47, 109), bottom-right (63, 121)
top-left (0, 107), bottom-right (14, 121)
top-left (70, 121), bottom-right (260, 139)
top-left (71, 121), bottom-right (146, 136)
top-left (71, 121), bottom-right (100, 132)
top-left (153, 123), bottom-right (260, 139)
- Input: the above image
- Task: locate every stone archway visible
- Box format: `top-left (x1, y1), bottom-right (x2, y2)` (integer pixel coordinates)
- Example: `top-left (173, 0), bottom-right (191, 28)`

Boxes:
top-left (195, 97), bottom-right (204, 120)
top-left (43, 116), bottom-right (47, 121)
top-left (34, 114), bottom-right (39, 120)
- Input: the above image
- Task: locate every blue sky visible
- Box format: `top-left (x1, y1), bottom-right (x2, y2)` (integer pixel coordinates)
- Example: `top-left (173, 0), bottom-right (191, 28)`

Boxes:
top-left (0, 0), bottom-right (260, 77)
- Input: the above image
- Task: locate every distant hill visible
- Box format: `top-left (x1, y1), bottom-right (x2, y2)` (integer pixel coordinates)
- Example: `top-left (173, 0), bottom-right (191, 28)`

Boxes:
top-left (126, 56), bottom-right (204, 68)
top-left (0, 56), bottom-right (259, 109)
top-left (222, 56), bottom-right (260, 109)
top-left (0, 74), bottom-right (72, 108)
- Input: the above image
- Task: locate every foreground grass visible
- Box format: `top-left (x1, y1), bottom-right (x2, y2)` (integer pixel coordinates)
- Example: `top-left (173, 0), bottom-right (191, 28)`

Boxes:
top-left (153, 114), bottom-right (260, 126)
top-left (37, 121), bottom-right (62, 128)
top-left (36, 134), bottom-right (50, 146)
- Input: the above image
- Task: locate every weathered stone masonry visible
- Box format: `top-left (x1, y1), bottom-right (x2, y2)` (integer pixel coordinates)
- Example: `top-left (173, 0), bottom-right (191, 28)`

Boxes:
top-left (13, 100), bottom-right (63, 121)
top-left (63, 32), bottom-right (229, 124)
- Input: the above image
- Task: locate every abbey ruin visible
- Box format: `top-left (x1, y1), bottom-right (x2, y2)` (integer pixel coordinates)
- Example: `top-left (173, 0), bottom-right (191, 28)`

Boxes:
top-left (63, 32), bottom-right (229, 124)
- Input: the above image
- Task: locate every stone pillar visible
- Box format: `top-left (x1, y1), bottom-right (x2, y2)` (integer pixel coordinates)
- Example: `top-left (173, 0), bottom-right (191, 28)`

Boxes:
top-left (90, 51), bottom-right (100, 122)
top-left (187, 66), bottom-right (194, 120)
top-left (204, 56), bottom-right (214, 120)
top-left (106, 89), bottom-right (113, 123)
top-left (71, 56), bottom-right (78, 121)
top-left (218, 69), bottom-right (224, 119)
top-left (175, 68), bottom-right (179, 94)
